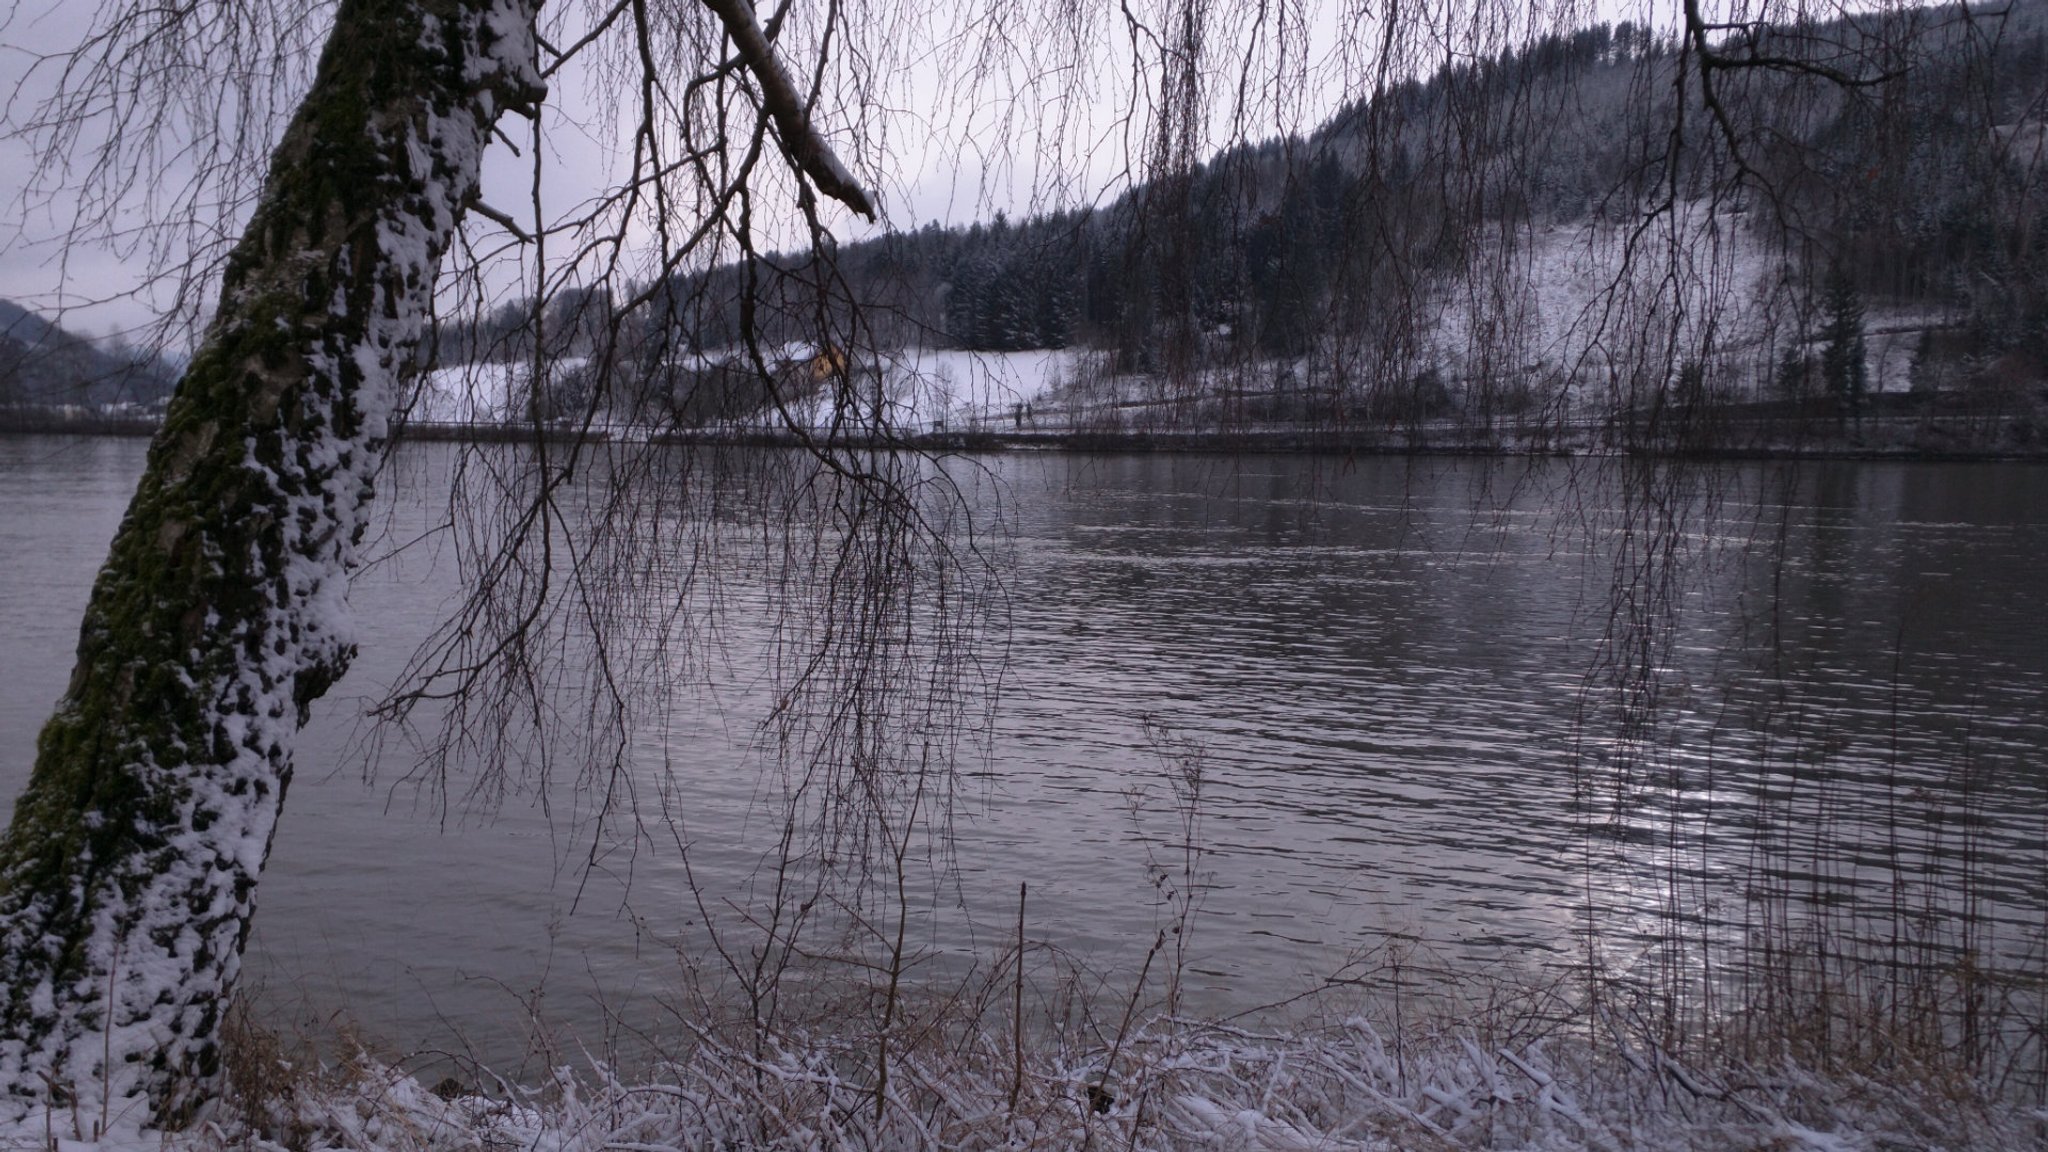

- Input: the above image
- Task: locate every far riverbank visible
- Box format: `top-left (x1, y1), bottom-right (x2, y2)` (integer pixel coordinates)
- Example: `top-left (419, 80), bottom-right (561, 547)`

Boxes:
top-left (5, 388), bottom-right (2046, 460)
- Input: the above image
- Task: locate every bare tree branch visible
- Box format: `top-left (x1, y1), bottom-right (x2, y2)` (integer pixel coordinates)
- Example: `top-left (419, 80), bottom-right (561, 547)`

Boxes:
top-left (698, 0), bottom-right (876, 220)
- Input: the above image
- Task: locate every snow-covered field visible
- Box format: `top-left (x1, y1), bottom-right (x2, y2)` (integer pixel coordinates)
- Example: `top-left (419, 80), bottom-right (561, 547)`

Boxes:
top-left (864, 344), bottom-right (1089, 430)
top-left (408, 348), bottom-right (1089, 435)
top-left (408, 360), bottom-right (567, 425)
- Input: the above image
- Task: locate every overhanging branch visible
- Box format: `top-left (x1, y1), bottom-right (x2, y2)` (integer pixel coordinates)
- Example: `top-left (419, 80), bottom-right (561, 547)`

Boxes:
top-left (698, 0), bottom-right (877, 221)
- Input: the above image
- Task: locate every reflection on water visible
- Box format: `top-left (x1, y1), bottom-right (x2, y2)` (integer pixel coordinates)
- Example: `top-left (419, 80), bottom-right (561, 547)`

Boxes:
top-left (1, 437), bottom-right (2043, 1071)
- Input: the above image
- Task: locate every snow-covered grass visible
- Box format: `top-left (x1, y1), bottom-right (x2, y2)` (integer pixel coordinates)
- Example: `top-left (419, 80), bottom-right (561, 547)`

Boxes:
top-left (7, 983), bottom-right (2035, 1152)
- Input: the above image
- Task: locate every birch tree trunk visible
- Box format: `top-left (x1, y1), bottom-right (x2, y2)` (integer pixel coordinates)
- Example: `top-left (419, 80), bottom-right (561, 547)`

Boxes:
top-left (0, 0), bottom-right (540, 1124)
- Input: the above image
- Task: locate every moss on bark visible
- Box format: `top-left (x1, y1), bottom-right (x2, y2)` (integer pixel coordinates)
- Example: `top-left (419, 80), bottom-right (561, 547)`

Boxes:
top-left (0, 0), bottom-right (539, 1124)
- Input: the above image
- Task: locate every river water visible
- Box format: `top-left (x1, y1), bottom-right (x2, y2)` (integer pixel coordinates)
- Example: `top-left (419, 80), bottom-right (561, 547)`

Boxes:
top-left (2, 435), bottom-right (2044, 1073)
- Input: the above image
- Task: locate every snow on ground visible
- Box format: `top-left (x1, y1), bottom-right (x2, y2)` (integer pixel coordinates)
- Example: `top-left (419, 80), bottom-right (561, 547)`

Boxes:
top-left (3, 1016), bottom-right (2032, 1152)
top-left (1425, 203), bottom-right (1966, 401)
top-left (870, 346), bottom-right (1087, 431)
top-left (1416, 204), bottom-right (1957, 405)
top-left (718, 344), bottom-right (1089, 433)
top-left (410, 361), bottom-right (540, 425)
top-left (408, 348), bottom-right (1087, 435)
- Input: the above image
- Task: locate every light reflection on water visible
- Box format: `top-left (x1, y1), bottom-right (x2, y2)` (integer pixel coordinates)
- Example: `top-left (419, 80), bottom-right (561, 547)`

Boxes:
top-left (0, 437), bottom-right (2043, 1072)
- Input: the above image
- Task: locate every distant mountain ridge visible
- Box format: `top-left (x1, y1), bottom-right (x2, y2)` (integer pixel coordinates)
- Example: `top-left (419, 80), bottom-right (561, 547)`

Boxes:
top-left (0, 300), bottom-right (178, 411)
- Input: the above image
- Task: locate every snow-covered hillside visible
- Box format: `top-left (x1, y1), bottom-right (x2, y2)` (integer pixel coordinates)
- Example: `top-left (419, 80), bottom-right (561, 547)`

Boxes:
top-left (1411, 205), bottom-right (1958, 406)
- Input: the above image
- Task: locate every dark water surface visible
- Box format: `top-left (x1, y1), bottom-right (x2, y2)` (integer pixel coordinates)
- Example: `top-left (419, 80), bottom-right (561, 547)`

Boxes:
top-left (3, 436), bottom-right (2044, 1071)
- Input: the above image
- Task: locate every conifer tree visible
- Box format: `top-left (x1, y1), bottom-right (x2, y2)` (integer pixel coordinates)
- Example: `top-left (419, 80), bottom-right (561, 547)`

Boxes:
top-left (1821, 266), bottom-right (1870, 413)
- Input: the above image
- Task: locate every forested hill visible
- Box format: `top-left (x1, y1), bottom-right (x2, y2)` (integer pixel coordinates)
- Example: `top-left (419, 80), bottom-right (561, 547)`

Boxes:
top-left (740, 4), bottom-right (2042, 365)
top-left (426, 0), bottom-right (2047, 444)
top-left (0, 300), bottom-right (177, 411)
top-left (855, 2), bottom-right (2045, 360)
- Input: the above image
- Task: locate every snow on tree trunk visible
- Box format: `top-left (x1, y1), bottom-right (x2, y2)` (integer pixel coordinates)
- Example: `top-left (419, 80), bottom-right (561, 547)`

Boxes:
top-left (0, 0), bottom-right (539, 1126)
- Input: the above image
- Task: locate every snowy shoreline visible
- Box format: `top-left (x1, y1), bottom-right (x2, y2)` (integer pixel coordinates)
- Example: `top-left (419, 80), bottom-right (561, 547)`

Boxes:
top-left (5, 1007), bottom-right (2038, 1151)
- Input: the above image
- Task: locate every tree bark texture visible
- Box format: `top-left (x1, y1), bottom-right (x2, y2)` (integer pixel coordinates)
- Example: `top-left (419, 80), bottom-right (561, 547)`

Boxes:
top-left (0, 0), bottom-right (539, 1124)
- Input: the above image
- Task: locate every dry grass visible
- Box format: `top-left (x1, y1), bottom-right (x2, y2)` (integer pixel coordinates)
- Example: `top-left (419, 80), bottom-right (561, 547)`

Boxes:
top-left (194, 975), bottom-right (2044, 1152)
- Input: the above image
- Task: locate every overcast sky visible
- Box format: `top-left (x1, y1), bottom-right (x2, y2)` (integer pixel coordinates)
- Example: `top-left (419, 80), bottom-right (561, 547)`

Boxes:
top-left (2, 0), bottom-right (171, 338)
